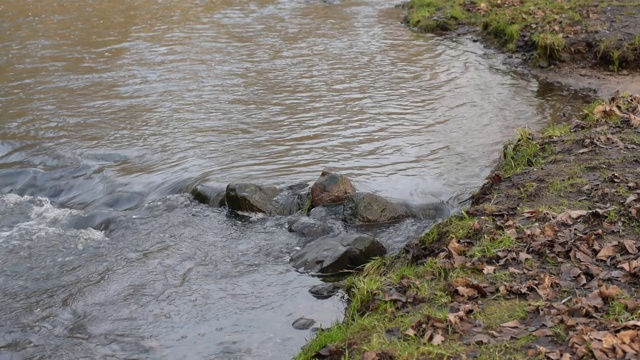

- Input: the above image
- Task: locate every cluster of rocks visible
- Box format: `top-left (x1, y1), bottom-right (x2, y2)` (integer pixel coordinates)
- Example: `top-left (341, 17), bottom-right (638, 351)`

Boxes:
top-left (190, 171), bottom-right (450, 275)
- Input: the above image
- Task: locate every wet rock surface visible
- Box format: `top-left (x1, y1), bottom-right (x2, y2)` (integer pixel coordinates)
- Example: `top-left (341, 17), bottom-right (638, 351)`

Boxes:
top-left (190, 173), bottom-right (451, 276)
top-left (292, 317), bottom-right (316, 330)
top-left (343, 192), bottom-right (411, 225)
top-left (288, 217), bottom-right (337, 243)
top-left (290, 233), bottom-right (387, 274)
top-left (225, 183), bottom-right (308, 216)
top-left (308, 283), bottom-right (341, 299)
top-left (309, 204), bottom-right (344, 222)
top-left (191, 184), bottom-right (226, 207)
top-left (310, 171), bottom-right (356, 207)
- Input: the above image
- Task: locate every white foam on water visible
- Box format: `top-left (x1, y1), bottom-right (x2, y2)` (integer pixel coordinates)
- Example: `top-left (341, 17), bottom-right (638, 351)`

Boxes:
top-left (0, 193), bottom-right (107, 244)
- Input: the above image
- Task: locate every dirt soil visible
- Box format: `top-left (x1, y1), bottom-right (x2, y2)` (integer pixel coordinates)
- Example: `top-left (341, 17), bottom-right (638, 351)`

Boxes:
top-left (533, 67), bottom-right (640, 98)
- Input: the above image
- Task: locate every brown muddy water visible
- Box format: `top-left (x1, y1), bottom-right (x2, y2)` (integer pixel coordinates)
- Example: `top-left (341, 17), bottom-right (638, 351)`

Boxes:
top-left (0, 0), bottom-right (585, 359)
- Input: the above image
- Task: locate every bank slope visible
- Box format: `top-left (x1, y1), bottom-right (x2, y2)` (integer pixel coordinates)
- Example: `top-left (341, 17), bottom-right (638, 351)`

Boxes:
top-left (297, 93), bottom-right (640, 359)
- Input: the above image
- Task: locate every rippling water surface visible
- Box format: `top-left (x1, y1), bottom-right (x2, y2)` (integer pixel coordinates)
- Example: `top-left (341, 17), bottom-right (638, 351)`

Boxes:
top-left (0, 0), bottom-right (584, 359)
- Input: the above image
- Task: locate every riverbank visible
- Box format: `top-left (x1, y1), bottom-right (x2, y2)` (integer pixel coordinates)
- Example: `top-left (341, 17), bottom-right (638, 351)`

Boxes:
top-left (404, 0), bottom-right (640, 96)
top-left (296, 91), bottom-right (640, 358)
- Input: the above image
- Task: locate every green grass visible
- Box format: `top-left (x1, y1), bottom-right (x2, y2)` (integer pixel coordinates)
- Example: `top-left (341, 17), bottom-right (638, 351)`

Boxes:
top-left (532, 32), bottom-right (566, 61)
top-left (548, 177), bottom-right (588, 196)
top-left (582, 99), bottom-right (623, 124)
top-left (406, 0), bottom-right (640, 70)
top-left (501, 128), bottom-right (544, 176)
top-left (468, 233), bottom-right (516, 258)
top-left (472, 299), bottom-right (529, 329)
top-left (296, 249), bottom-right (538, 360)
top-left (420, 212), bottom-right (478, 246)
top-left (606, 298), bottom-right (640, 322)
top-left (406, 0), bottom-right (468, 31)
top-left (301, 198), bottom-right (312, 215)
top-left (542, 123), bottom-right (571, 138)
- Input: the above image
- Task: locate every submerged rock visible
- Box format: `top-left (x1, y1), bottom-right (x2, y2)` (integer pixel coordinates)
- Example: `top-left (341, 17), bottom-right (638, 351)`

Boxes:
top-left (290, 233), bottom-right (386, 274)
top-left (309, 283), bottom-right (340, 299)
top-left (310, 171), bottom-right (356, 207)
top-left (288, 216), bottom-right (335, 242)
top-left (292, 317), bottom-right (316, 330)
top-left (191, 184), bottom-right (226, 207)
top-left (343, 192), bottom-right (411, 224)
top-left (275, 182), bottom-right (310, 215)
top-left (225, 183), bottom-right (308, 216)
top-left (309, 204), bottom-right (344, 222)
top-left (413, 203), bottom-right (452, 220)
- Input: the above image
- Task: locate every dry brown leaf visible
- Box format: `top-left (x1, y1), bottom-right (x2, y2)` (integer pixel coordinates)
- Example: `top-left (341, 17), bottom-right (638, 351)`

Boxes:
top-left (465, 334), bottom-right (493, 345)
top-left (500, 320), bottom-right (522, 328)
top-left (558, 210), bottom-right (588, 224)
top-left (617, 330), bottom-right (638, 344)
top-left (456, 286), bottom-right (479, 299)
top-left (615, 343), bottom-right (637, 355)
top-left (619, 259), bottom-right (640, 272)
top-left (483, 265), bottom-right (496, 274)
top-left (619, 299), bottom-right (640, 312)
top-left (629, 113), bottom-right (640, 127)
top-left (448, 239), bottom-right (467, 255)
top-left (423, 329), bottom-right (434, 342)
top-left (450, 278), bottom-right (472, 287)
top-left (596, 243), bottom-right (617, 260)
top-left (592, 349), bottom-right (611, 360)
top-left (575, 248), bottom-right (593, 263)
top-left (625, 194), bottom-right (638, 205)
top-left (404, 328), bottom-right (416, 337)
top-left (607, 134), bottom-right (625, 148)
top-left (599, 284), bottom-right (623, 300)
top-left (383, 289), bottom-right (406, 302)
top-left (622, 240), bottom-right (638, 254)
top-left (431, 333), bottom-right (445, 346)
top-left (532, 328), bottom-right (553, 337)
top-left (543, 223), bottom-right (556, 238)
top-left (602, 333), bottom-right (622, 349)
top-left (586, 290), bottom-right (604, 308)
top-left (518, 252), bottom-right (533, 263)
top-left (468, 283), bottom-right (488, 297)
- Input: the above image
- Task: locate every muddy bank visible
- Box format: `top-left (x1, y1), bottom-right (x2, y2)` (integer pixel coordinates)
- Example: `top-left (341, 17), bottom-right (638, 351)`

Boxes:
top-left (402, 0), bottom-right (640, 97)
top-left (296, 92), bottom-right (640, 359)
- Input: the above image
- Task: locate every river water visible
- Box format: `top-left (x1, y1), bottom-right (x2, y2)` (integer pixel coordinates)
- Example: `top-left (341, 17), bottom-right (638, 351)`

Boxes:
top-left (0, 0), bottom-right (584, 359)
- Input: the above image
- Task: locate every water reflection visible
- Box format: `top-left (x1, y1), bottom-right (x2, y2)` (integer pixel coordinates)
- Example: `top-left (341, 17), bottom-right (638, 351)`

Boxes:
top-left (0, 0), bottom-right (588, 358)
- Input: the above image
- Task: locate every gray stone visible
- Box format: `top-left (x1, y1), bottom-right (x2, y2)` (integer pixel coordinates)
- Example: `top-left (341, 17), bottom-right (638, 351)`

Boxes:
top-left (309, 283), bottom-right (340, 299)
top-left (273, 183), bottom-right (310, 216)
top-left (309, 204), bottom-right (344, 222)
top-left (292, 317), bottom-right (316, 330)
top-left (225, 183), bottom-right (309, 216)
top-left (288, 217), bottom-right (335, 242)
top-left (290, 233), bottom-right (387, 274)
top-left (225, 183), bottom-right (278, 214)
top-left (343, 192), bottom-right (411, 224)
top-left (406, 202), bottom-right (452, 220)
top-left (310, 171), bottom-right (356, 207)
top-left (191, 184), bottom-right (226, 207)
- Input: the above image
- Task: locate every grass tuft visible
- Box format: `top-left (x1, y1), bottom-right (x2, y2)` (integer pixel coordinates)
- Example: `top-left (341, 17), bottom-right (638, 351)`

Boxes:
top-left (542, 123), bottom-right (571, 138)
top-left (501, 128), bottom-right (543, 176)
top-left (532, 32), bottom-right (566, 61)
